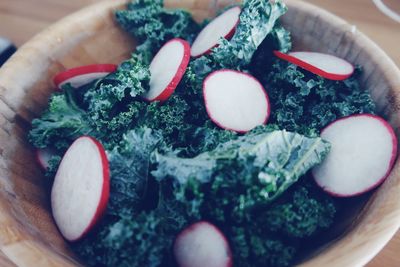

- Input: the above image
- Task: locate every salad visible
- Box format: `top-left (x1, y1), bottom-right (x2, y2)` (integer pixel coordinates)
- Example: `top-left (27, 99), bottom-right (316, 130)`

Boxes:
top-left (29, 0), bottom-right (397, 266)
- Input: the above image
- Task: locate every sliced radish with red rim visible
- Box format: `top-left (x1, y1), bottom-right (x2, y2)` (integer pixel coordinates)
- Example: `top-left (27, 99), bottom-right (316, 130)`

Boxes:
top-left (174, 221), bottom-right (232, 267)
top-left (191, 6), bottom-right (241, 57)
top-left (143, 38), bottom-right (190, 102)
top-left (312, 114), bottom-right (397, 197)
top-left (51, 136), bottom-right (110, 241)
top-left (274, 51), bottom-right (354, 80)
top-left (53, 64), bottom-right (117, 89)
top-left (36, 148), bottom-right (56, 170)
top-left (203, 70), bottom-right (270, 133)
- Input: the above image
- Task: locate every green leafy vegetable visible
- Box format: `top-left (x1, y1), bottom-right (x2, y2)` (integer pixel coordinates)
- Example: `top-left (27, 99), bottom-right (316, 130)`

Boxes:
top-left (29, 54), bottom-right (151, 152)
top-left (28, 85), bottom-right (93, 150)
top-left (107, 127), bottom-right (163, 216)
top-left (230, 225), bottom-right (297, 267)
top-left (152, 129), bottom-right (333, 266)
top-left (73, 210), bottom-right (184, 267)
top-left (261, 62), bottom-right (376, 135)
top-left (212, 0), bottom-right (290, 69)
top-left (83, 55), bottom-right (150, 147)
top-left (230, 181), bottom-right (336, 267)
top-left (152, 128), bottom-right (330, 219)
top-left (28, 0), bottom-right (374, 266)
top-left (74, 127), bottom-right (186, 267)
top-left (44, 155), bottom-right (62, 178)
top-left (115, 0), bottom-right (200, 63)
top-left (264, 181), bottom-right (336, 238)
top-left (184, 0), bottom-right (291, 99)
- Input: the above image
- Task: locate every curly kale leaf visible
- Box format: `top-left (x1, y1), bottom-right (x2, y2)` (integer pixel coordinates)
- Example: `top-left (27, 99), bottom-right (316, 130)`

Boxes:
top-left (262, 62), bottom-right (376, 135)
top-left (74, 127), bottom-right (184, 267)
top-left (44, 155), bottom-right (62, 178)
top-left (250, 24), bottom-right (291, 76)
top-left (184, 0), bottom-right (291, 97)
top-left (230, 225), bottom-right (297, 267)
top-left (212, 0), bottom-right (289, 69)
top-left (28, 85), bottom-right (93, 150)
top-left (115, 0), bottom-right (200, 63)
top-left (134, 85), bottom-right (235, 156)
top-left (83, 55), bottom-right (150, 147)
top-left (137, 95), bottom-right (191, 145)
top-left (107, 127), bottom-right (163, 216)
top-left (229, 181), bottom-right (336, 267)
top-left (152, 129), bottom-right (330, 222)
top-left (272, 25), bottom-right (292, 53)
top-left (264, 182), bottom-right (336, 238)
top-left (175, 122), bottom-right (238, 157)
top-left (74, 209), bottom-right (186, 267)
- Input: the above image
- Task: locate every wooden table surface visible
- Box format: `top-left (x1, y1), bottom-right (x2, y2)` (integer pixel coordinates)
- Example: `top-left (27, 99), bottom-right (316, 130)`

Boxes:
top-left (0, 0), bottom-right (399, 266)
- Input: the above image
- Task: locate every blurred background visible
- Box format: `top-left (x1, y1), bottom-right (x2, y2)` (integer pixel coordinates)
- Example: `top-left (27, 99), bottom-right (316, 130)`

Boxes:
top-left (0, 0), bottom-right (398, 64)
top-left (0, 0), bottom-right (399, 266)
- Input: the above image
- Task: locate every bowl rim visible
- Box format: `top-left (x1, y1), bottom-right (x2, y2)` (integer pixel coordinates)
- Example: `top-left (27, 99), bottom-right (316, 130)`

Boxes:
top-left (0, 0), bottom-right (399, 266)
top-left (284, 0), bottom-right (400, 266)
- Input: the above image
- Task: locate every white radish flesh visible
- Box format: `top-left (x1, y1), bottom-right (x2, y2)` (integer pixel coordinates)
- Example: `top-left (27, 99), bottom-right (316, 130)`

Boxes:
top-left (144, 38), bottom-right (190, 102)
top-left (274, 51), bottom-right (354, 80)
top-left (312, 114), bottom-right (397, 197)
top-left (191, 6), bottom-right (241, 57)
top-left (51, 136), bottom-right (110, 241)
top-left (203, 70), bottom-right (270, 133)
top-left (53, 64), bottom-right (117, 89)
top-left (174, 221), bottom-right (232, 267)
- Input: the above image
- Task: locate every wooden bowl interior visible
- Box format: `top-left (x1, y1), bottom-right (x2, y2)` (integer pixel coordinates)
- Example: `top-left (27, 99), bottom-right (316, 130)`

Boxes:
top-left (0, 0), bottom-right (399, 266)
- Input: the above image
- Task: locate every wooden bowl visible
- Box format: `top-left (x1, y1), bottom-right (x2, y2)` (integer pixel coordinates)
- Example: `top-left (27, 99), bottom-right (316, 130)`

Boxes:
top-left (0, 0), bottom-right (399, 266)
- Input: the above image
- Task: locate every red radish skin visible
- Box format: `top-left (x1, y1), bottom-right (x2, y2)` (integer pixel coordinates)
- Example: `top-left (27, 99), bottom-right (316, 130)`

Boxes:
top-left (144, 38), bottom-right (190, 102)
top-left (36, 148), bottom-right (56, 170)
top-left (51, 136), bottom-right (110, 241)
top-left (312, 114), bottom-right (397, 197)
top-left (174, 221), bottom-right (233, 267)
top-left (274, 51), bottom-right (354, 81)
top-left (191, 6), bottom-right (241, 57)
top-left (53, 64), bottom-right (117, 89)
top-left (203, 70), bottom-right (270, 133)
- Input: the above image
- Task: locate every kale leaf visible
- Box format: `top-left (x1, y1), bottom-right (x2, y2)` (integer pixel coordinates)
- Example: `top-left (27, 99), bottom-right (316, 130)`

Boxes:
top-left (152, 129), bottom-right (334, 267)
top-left (115, 0), bottom-right (200, 63)
top-left (28, 85), bottom-right (93, 150)
top-left (44, 155), bottom-right (62, 178)
top-left (29, 1), bottom-right (362, 266)
top-left (107, 127), bottom-right (163, 216)
top-left (264, 181), bottom-right (336, 238)
top-left (261, 61), bottom-right (376, 135)
top-left (74, 127), bottom-right (186, 267)
top-left (212, 0), bottom-right (290, 69)
top-left (73, 210), bottom-right (184, 267)
top-left (152, 129), bottom-right (330, 222)
top-left (83, 55), bottom-right (150, 147)
top-left (229, 180), bottom-right (336, 267)
top-left (229, 225), bottom-right (297, 267)
top-left (184, 0), bottom-right (291, 100)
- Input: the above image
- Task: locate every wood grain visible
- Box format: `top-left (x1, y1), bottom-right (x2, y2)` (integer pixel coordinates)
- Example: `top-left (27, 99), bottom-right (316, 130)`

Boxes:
top-left (0, 0), bottom-right (399, 266)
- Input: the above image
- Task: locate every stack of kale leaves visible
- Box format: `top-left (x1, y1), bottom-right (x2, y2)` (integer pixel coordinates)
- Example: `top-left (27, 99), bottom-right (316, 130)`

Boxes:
top-left (28, 0), bottom-right (375, 266)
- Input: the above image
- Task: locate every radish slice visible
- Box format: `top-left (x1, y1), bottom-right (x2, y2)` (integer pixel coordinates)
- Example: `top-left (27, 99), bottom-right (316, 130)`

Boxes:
top-left (53, 64), bottom-right (117, 89)
top-left (274, 51), bottom-right (354, 80)
top-left (191, 6), bottom-right (241, 57)
top-left (312, 114), bottom-right (397, 197)
top-left (51, 136), bottom-right (110, 241)
top-left (143, 38), bottom-right (190, 102)
top-left (174, 221), bottom-right (232, 267)
top-left (203, 70), bottom-right (270, 133)
top-left (36, 148), bottom-right (56, 170)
